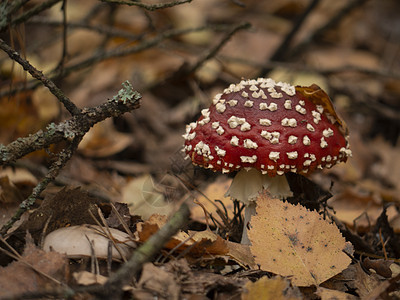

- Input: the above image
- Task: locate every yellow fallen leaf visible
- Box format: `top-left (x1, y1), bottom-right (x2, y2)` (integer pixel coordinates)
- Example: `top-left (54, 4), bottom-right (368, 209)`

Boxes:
top-left (248, 194), bottom-right (353, 286)
top-left (241, 276), bottom-right (301, 300)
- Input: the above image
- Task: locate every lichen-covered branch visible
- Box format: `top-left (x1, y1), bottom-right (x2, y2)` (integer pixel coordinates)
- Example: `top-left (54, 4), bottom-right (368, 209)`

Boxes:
top-left (0, 81), bottom-right (141, 235)
top-left (100, 0), bottom-right (192, 11)
top-left (0, 138), bottom-right (81, 235)
top-left (0, 81), bottom-right (141, 166)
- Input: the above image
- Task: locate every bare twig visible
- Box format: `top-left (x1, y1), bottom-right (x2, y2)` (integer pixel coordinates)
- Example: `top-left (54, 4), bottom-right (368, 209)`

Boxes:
top-left (288, 0), bottom-right (370, 58)
top-left (0, 81), bottom-right (140, 165)
top-left (100, 0), bottom-right (192, 11)
top-left (0, 23), bottom-right (240, 99)
top-left (0, 0), bottom-right (62, 32)
top-left (0, 38), bottom-right (81, 115)
top-left (187, 22), bottom-right (251, 75)
top-left (55, 0), bottom-right (68, 72)
top-left (0, 138), bottom-right (82, 235)
top-left (259, 0), bottom-right (321, 76)
top-left (28, 17), bottom-right (143, 40)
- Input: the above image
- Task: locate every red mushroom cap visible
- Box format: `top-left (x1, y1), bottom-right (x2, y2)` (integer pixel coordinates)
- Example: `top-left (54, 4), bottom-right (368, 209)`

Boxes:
top-left (183, 78), bottom-right (352, 176)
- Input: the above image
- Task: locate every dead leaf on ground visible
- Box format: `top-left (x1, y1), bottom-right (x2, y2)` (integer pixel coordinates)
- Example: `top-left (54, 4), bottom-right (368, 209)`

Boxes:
top-left (241, 276), bottom-right (302, 300)
top-left (248, 193), bottom-right (353, 286)
top-left (362, 257), bottom-right (394, 278)
top-left (121, 174), bottom-right (176, 220)
top-left (78, 118), bottom-right (133, 157)
top-left (315, 286), bottom-right (358, 300)
top-left (329, 188), bottom-right (399, 232)
top-left (132, 262), bottom-right (180, 300)
top-left (0, 235), bottom-right (67, 298)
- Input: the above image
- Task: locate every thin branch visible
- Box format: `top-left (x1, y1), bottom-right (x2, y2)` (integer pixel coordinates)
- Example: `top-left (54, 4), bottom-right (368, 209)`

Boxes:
top-left (55, 0), bottom-right (68, 72)
top-left (187, 22), bottom-right (251, 75)
top-left (0, 82), bottom-right (141, 165)
top-left (28, 18), bottom-right (143, 40)
top-left (0, 38), bottom-right (81, 115)
top-left (100, 0), bottom-right (192, 11)
top-left (0, 0), bottom-right (62, 32)
top-left (0, 138), bottom-right (82, 235)
top-left (259, 0), bottom-right (321, 76)
top-left (0, 24), bottom-right (237, 98)
top-left (288, 0), bottom-right (370, 58)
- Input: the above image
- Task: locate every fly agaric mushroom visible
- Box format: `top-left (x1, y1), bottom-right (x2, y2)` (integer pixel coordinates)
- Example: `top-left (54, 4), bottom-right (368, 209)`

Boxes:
top-left (183, 78), bottom-right (351, 243)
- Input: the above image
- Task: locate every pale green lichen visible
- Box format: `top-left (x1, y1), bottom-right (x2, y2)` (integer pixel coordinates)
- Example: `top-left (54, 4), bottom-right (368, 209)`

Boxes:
top-left (112, 81), bottom-right (141, 104)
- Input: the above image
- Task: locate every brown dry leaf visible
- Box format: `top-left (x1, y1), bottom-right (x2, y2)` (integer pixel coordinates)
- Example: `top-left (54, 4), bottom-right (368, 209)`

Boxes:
top-left (0, 236), bottom-right (67, 298)
top-left (362, 257), bottom-right (393, 278)
top-left (132, 262), bottom-right (180, 300)
top-left (296, 84), bottom-right (348, 135)
top-left (0, 169), bottom-right (37, 230)
top-left (329, 188), bottom-right (399, 232)
top-left (135, 214), bottom-right (255, 268)
top-left (248, 194), bottom-right (353, 286)
top-left (121, 174), bottom-right (176, 220)
top-left (354, 263), bottom-right (381, 298)
top-left (0, 91), bottom-right (42, 144)
top-left (78, 118), bottom-right (133, 157)
top-left (241, 276), bottom-right (302, 300)
top-left (315, 287), bottom-right (358, 300)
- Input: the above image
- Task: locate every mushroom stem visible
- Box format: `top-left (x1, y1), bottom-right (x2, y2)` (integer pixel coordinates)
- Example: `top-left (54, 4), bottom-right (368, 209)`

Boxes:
top-left (224, 168), bottom-right (293, 244)
top-left (225, 168), bottom-right (293, 204)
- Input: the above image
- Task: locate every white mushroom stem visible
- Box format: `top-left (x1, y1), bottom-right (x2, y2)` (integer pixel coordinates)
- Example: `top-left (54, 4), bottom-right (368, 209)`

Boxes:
top-left (224, 168), bottom-right (293, 244)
